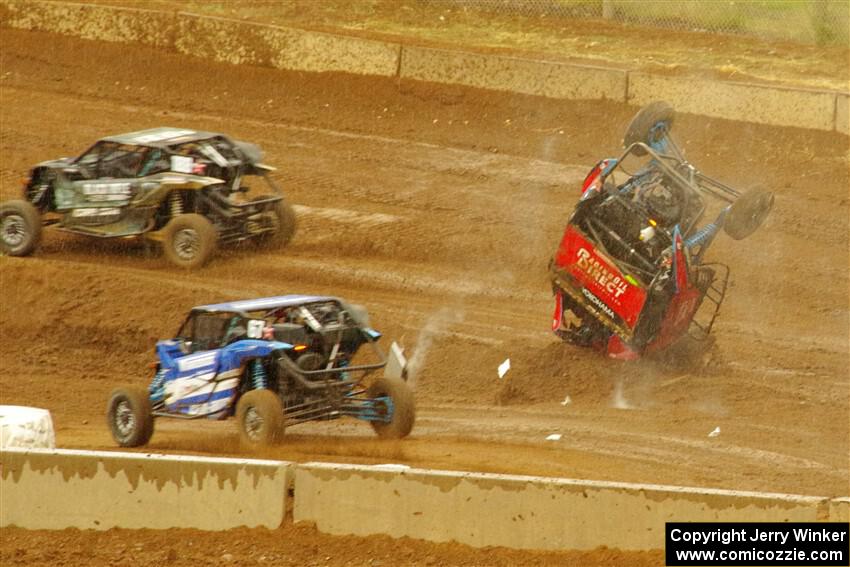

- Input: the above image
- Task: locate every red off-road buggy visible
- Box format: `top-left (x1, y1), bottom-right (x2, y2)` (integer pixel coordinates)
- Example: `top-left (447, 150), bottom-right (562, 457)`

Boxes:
top-left (549, 102), bottom-right (774, 360)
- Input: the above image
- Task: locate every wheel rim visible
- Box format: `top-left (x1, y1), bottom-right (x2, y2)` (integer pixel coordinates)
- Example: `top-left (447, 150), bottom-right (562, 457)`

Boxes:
top-left (647, 120), bottom-right (671, 146)
top-left (173, 228), bottom-right (200, 261)
top-left (243, 407), bottom-right (264, 441)
top-left (747, 194), bottom-right (772, 227)
top-left (1, 214), bottom-right (27, 249)
top-left (373, 395), bottom-right (394, 424)
top-left (114, 400), bottom-right (136, 439)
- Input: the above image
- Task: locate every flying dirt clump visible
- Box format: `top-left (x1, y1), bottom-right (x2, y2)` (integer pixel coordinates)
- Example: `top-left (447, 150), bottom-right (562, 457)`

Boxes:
top-left (405, 307), bottom-right (466, 390)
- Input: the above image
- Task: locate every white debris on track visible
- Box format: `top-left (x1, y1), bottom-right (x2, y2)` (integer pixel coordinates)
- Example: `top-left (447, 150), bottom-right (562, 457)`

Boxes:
top-left (497, 358), bottom-right (511, 379)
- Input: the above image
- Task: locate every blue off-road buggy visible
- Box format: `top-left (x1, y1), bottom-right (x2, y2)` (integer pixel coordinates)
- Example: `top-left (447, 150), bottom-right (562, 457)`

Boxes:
top-left (106, 295), bottom-right (412, 447)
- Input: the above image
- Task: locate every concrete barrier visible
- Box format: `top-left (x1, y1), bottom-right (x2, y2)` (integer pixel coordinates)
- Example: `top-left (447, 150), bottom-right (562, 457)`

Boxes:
top-left (0, 449), bottom-right (291, 530)
top-left (174, 13), bottom-right (400, 76)
top-left (293, 463), bottom-right (842, 551)
top-left (0, 0), bottom-right (175, 47)
top-left (2, 451), bottom-right (846, 547)
top-left (830, 498), bottom-right (850, 523)
top-left (0, 406), bottom-right (55, 449)
top-left (629, 72), bottom-right (839, 132)
top-left (401, 45), bottom-right (627, 102)
top-left (0, 0), bottom-right (846, 133)
top-left (0, 0), bottom-right (400, 77)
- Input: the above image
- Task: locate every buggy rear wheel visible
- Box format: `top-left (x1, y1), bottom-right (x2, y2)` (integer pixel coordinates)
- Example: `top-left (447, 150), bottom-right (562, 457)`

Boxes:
top-left (724, 189), bottom-right (774, 240)
top-left (252, 196), bottom-right (296, 248)
top-left (106, 386), bottom-right (154, 447)
top-left (0, 199), bottom-right (42, 256)
top-left (162, 213), bottom-right (217, 269)
top-left (236, 389), bottom-right (283, 446)
top-left (367, 376), bottom-right (415, 439)
top-left (623, 101), bottom-right (675, 156)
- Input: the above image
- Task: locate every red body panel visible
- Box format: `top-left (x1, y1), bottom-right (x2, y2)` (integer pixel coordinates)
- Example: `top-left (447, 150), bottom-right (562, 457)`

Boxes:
top-left (645, 287), bottom-right (701, 353)
top-left (551, 290), bottom-right (564, 332)
top-left (554, 225), bottom-right (647, 329)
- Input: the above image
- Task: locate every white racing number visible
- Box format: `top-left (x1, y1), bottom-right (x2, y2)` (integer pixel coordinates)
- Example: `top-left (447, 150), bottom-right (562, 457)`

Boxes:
top-left (246, 319), bottom-right (265, 339)
top-left (81, 182), bottom-right (132, 202)
top-left (170, 155), bottom-right (194, 174)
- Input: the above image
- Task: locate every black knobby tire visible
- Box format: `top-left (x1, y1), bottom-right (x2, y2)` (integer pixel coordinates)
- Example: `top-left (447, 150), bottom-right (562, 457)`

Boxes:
top-left (724, 189), bottom-right (774, 240)
top-left (106, 386), bottom-right (154, 447)
top-left (162, 213), bottom-right (217, 268)
top-left (367, 376), bottom-right (416, 439)
top-left (252, 196), bottom-right (296, 248)
top-left (0, 199), bottom-right (42, 256)
top-left (623, 101), bottom-right (675, 156)
top-left (236, 389), bottom-right (283, 446)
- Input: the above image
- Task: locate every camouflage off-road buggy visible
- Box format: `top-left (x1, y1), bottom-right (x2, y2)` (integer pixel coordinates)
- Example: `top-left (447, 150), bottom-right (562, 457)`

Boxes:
top-left (0, 127), bottom-right (295, 268)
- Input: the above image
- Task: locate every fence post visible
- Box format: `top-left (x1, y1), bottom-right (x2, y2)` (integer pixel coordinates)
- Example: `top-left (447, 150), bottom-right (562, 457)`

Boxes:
top-left (810, 0), bottom-right (835, 44)
top-left (602, 0), bottom-right (615, 20)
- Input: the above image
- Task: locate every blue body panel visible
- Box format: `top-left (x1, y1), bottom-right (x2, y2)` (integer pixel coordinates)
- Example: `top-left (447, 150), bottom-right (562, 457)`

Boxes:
top-left (154, 339), bottom-right (291, 418)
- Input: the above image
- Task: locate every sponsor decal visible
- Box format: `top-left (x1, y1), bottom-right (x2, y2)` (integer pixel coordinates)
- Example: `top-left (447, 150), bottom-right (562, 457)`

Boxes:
top-left (576, 247), bottom-right (628, 298)
top-left (582, 288), bottom-right (617, 320)
top-left (71, 207), bottom-right (121, 217)
top-left (554, 225), bottom-right (647, 328)
top-left (82, 182), bottom-right (131, 196)
top-left (177, 352), bottom-right (217, 372)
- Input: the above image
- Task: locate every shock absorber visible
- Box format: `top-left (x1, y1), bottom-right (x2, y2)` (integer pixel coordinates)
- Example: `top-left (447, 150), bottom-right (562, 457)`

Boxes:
top-left (169, 191), bottom-right (183, 218)
top-left (149, 368), bottom-right (167, 404)
top-left (685, 208), bottom-right (727, 262)
top-left (251, 359), bottom-right (268, 390)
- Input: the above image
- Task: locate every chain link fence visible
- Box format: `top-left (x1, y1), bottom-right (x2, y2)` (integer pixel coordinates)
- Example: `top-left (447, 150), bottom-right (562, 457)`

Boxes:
top-left (432, 0), bottom-right (849, 46)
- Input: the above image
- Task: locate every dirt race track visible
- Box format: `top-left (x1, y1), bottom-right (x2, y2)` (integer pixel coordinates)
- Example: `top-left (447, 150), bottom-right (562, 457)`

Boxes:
top-left (0, 26), bottom-right (848, 566)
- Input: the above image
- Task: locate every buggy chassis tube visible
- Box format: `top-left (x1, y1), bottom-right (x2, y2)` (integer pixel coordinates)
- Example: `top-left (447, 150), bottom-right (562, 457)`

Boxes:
top-left (276, 337), bottom-right (388, 391)
top-left (624, 142), bottom-right (742, 204)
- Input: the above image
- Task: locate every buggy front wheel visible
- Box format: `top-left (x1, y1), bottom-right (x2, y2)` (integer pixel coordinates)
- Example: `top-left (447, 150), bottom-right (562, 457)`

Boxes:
top-left (0, 199), bottom-right (42, 256)
top-left (724, 190), bottom-right (774, 240)
top-left (162, 213), bottom-right (217, 268)
top-left (623, 101), bottom-right (675, 156)
top-left (106, 386), bottom-right (154, 447)
top-left (367, 376), bottom-right (415, 439)
top-left (236, 389), bottom-right (283, 446)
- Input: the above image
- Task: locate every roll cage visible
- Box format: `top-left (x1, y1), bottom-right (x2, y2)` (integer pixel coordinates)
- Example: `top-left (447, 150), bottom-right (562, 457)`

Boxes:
top-left (575, 140), bottom-right (744, 285)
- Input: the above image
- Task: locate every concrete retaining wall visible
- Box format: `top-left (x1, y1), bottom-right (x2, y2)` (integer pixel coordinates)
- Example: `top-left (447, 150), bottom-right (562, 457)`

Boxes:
top-left (0, 0), bottom-right (175, 47)
top-left (2, 451), bottom-right (846, 550)
top-left (400, 46), bottom-right (627, 102)
top-left (0, 0), bottom-right (400, 76)
top-left (293, 463), bottom-right (846, 551)
top-left (830, 498), bottom-right (850, 523)
top-left (0, 0), bottom-right (847, 134)
top-left (174, 13), bottom-right (399, 76)
top-left (629, 72), bottom-right (839, 131)
top-left (0, 449), bottom-right (291, 530)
